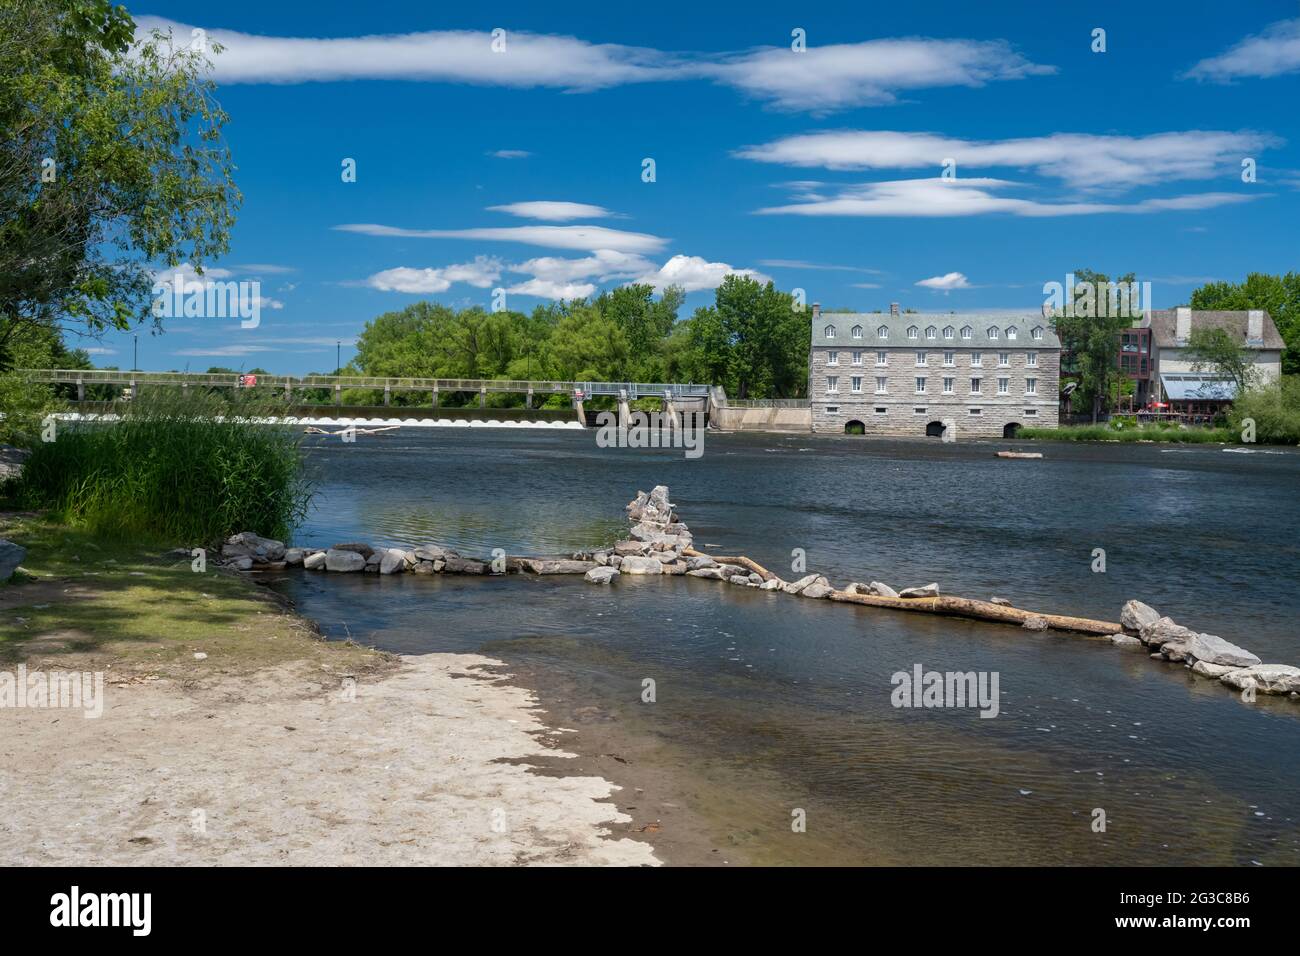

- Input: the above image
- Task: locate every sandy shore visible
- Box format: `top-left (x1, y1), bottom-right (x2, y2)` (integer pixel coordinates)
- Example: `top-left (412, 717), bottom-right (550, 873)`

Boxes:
top-left (0, 652), bottom-right (659, 866)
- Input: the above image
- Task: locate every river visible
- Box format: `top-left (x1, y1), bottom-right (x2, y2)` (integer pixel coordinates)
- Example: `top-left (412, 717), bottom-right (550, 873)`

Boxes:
top-left (266, 427), bottom-right (1300, 866)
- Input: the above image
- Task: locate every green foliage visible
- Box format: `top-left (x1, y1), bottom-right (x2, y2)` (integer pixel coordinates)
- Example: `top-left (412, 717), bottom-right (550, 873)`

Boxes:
top-left (0, 0), bottom-right (239, 366)
top-left (1191, 273), bottom-right (1300, 374)
top-left (1019, 424), bottom-right (1235, 443)
top-left (1184, 327), bottom-right (1258, 394)
top-left (683, 276), bottom-right (809, 399)
top-left (0, 321), bottom-right (97, 443)
top-left (1051, 269), bottom-right (1137, 422)
top-left (7, 388), bottom-right (312, 543)
top-left (1229, 376), bottom-right (1300, 445)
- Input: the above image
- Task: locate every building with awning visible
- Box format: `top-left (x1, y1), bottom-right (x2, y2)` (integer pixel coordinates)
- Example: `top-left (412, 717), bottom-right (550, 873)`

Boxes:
top-left (1158, 373), bottom-right (1236, 414)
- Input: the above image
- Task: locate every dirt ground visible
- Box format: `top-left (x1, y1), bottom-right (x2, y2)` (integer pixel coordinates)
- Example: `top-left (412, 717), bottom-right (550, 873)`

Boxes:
top-left (0, 651), bottom-right (659, 866)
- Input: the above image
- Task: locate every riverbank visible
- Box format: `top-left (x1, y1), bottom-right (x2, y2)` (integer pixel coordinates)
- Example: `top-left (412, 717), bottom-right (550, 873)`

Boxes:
top-left (1018, 423), bottom-right (1238, 443)
top-left (0, 513), bottom-right (658, 866)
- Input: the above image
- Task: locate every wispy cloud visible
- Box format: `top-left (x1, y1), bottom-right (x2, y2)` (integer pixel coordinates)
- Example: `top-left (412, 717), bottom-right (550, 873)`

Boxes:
top-left (487, 201), bottom-right (617, 221)
top-left (757, 177), bottom-right (1261, 218)
top-left (135, 19), bottom-right (1052, 112)
top-left (758, 258), bottom-right (883, 274)
top-left (1183, 18), bottom-right (1300, 81)
top-left (364, 256), bottom-right (504, 293)
top-left (737, 129), bottom-right (1280, 190)
top-left (335, 222), bottom-right (668, 254)
top-left (488, 149), bottom-right (532, 159)
top-left (916, 272), bottom-right (971, 291)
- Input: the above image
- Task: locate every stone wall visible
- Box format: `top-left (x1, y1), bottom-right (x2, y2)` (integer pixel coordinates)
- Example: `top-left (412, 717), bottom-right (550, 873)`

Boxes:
top-left (809, 345), bottom-right (1060, 437)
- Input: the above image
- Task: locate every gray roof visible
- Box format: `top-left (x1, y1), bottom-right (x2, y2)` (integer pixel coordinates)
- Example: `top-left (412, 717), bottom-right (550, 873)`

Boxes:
top-left (811, 312), bottom-right (1060, 349)
top-left (1144, 309), bottom-right (1284, 350)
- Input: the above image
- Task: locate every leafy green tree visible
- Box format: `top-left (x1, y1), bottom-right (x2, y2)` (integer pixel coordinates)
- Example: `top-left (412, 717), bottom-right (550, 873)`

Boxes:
top-left (1051, 269), bottom-right (1136, 422)
top-left (0, 0), bottom-right (239, 370)
top-left (1191, 273), bottom-right (1300, 374)
top-left (685, 276), bottom-right (808, 398)
top-left (1185, 327), bottom-right (1258, 395)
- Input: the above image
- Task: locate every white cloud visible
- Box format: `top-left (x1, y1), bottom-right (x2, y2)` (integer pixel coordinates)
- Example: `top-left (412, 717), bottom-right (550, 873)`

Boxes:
top-left (505, 278), bottom-right (597, 300)
top-left (488, 201), bottom-right (617, 221)
top-left (236, 263), bottom-right (296, 274)
top-left (737, 129), bottom-right (1280, 190)
top-left (630, 254), bottom-right (771, 293)
top-left (251, 294), bottom-right (285, 310)
top-left (152, 263), bottom-right (234, 283)
top-left (336, 223), bottom-right (668, 254)
top-left (134, 20), bottom-right (1052, 112)
top-left (488, 149), bottom-right (532, 159)
top-left (1183, 18), bottom-right (1300, 81)
top-left (136, 18), bottom-right (677, 88)
top-left (706, 38), bottom-right (1052, 112)
top-left (174, 345), bottom-right (276, 357)
top-left (83, 346), bottom-right (117, 355)
top-left (758, 258), bottom-right (883, 274)
top-left (513, 249), bottom-right (651, 283)
top-left (916, 272), bottom-right (970, 291)
top-left (757, 177), bottom-right (1260, 218)
top-left (364, 256), bottom-right (503, 293)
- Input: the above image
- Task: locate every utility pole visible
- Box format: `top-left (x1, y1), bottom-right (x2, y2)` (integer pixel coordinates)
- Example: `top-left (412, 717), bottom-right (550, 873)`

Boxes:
top-left (336, 341), bottom-right (341, 374)
top-left (133, 334), bottom-right (138, 371)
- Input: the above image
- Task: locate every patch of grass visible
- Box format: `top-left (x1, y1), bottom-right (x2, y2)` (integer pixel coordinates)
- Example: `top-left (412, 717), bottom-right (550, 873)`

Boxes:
top-left (1019, 424), bottom-right (1236, 443)
top-left (0, 511), bottom-right (391, 680)
top-left (6, 387), bottom-right (313, 545)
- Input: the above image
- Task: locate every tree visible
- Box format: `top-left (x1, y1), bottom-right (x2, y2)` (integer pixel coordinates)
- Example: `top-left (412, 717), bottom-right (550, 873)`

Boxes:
top-left (1184, 327), bottom-right (1258, 395)
top-left (1051, 269), bottom-right (1136, 422)
top-left (686, 276), bottom-right (808, 399)
top-left (1191, 273), bottom-right (1300, 374)
top-left (0, 0), bottom-right (239, 369)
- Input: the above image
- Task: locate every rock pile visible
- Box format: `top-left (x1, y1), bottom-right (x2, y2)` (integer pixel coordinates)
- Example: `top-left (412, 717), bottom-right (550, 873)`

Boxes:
top-left (1118, 599), bottom-right (1298, 697)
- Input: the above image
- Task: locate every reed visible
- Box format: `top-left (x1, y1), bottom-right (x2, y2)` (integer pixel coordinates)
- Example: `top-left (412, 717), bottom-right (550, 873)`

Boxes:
top-left (7, 388), bottom-right (312, 544)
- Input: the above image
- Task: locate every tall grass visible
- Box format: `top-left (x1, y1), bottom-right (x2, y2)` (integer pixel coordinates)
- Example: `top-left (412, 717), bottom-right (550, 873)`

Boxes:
top-left (1018, 424), bottom-right (1235, 443)
top-left (7, 388), bottom-right (312, 544)
top-left (1229, 376), bottom-right (1300, 445)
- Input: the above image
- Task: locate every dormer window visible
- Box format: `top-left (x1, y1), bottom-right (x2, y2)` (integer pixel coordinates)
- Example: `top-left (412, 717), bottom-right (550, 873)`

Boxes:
top-left (824, 325), bottom-right (836, 339)
top-left (877, 325), bottom-right (889, 340)
top-left (987, 327), bottom-right (999, 340)
top-left (943, 326), bottom-right (955, 340)
top-left (907, 326), bottom-right (919, 339)
top-left (925, 326), bottom-right (937, 340)
top-left (961, 326), bottom-right (973, 340)
top-left (1005, 326), bottom-right (1018, 340)
top-left (1032, 326), bottom-right (1044, 341)
top-left (851, 325), bottom-right (863, 339)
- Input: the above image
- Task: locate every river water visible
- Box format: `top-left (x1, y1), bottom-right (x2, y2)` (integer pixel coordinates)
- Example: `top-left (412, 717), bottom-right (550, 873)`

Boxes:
top-left (267, 428), bottom-right (1300, 866)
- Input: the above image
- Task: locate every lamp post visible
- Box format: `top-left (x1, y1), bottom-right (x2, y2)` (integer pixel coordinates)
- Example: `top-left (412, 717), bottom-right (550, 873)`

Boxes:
top-left (133, 334), bottom-right (138, 372)
top-left (336, 341), bottom-right (341, 375)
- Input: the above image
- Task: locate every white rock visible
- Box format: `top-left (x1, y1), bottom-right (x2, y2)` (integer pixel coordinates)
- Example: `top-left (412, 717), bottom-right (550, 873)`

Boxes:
top-left (869, 582), bottom-right (899, 598)
top-left (303, 551), bottom-right (328, 570)
top-left (585, 567), bottom-right (619, 584)
top-left (1183, 632), bottom-right (1260, 668)
top-left (781, 573), bottom-right (822, 595)
top-left (1120, 599), bottom-right (1161, 633)
top-left (1191, 660), bottom-right (1240, 679)
top-left (801, 582), bottom-right (832, 599)
top-left (1110, 633), bottom-right (1141, 646)
top-left (325, 549), bottom-right (366, 572)
top-left (618, 555), bottom-right (664, 575)
top-left (284, 548), bottom-right (304, 566)
top-left (379, 549), bottom-right (405, 574)
top-left (760, 579), bottom-right (783, 591)
top-left (1219, 664), bottom-right (1300, 696)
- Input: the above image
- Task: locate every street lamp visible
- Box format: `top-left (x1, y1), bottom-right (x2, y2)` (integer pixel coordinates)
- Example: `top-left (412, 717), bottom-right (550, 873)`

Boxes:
top-left (336, 341), bottom-right (341, 375)
top-left (133, 334), bottom-right (138, 372)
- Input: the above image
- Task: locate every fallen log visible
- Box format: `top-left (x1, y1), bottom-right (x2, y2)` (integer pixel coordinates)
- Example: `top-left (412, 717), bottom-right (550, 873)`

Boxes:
top-left (683, 548), bottom-right (776, 581)
top-left (828, 589), bottom-right (1119, 636)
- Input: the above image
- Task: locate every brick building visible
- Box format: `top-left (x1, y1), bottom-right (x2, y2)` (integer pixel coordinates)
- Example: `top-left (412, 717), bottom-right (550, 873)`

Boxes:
top-left (808, 304), bottom-right (1061, 438)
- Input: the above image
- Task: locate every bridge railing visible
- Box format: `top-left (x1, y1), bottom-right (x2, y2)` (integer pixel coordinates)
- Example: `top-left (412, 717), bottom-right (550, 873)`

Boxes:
top-left (19, 369), bottom-right (714, 398)
top-left (724, 398), bottom-right (811, 408)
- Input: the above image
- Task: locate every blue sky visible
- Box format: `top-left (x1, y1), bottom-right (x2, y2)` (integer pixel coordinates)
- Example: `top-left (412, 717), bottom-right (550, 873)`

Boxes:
top-left (97, 0), bottom-right (1300, 374)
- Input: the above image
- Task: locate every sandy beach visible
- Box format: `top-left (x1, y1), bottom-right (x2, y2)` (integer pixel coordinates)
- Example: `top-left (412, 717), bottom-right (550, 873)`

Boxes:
top-left (0, 650), bottom-right (658, 866)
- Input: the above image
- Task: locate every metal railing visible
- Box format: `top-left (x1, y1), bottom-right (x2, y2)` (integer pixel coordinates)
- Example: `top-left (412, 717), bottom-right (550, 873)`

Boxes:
top-left (724, 398), bottom-right (811, 408)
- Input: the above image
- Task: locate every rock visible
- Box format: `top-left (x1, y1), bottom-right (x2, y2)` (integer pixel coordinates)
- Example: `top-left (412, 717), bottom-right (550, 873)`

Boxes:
top-left (627, 485), bottom-right (674, 528)
top-left (1182, 632), bottom-right (1260, 668)
top-left (1161, 640), bottom-right (1191, 662)
top-left (284, 548), bottom-right (304, 566)
top-left (990, 597), bottom-right (1012, 606)
top-left (728, 574), bottom-right (750, 585)
top-left (325, 549), bottom-right (366, 572)
top-left (231, 556), bottom-right (254, 571)
top-left (1138, 617), bottom-right (1195, 648)
top-left (222, 532), bottom-right (286, 564)
top-left (1022, 616), bottom-right (1049, 631)
top-left (0, 444), bottom-right (31, 481)
top-left (613, 539), bottom-right (650, 556)
top-left (685, 555), bottom-right (717, 571)
top-left (515, 558), bottom-right (596, 574)
top-left (759, 578), bottom-right (783, 591)
top-left (781, 573), bottom-right (822, 595)
top-left (303, 551), bottom-right (328, 570)
top-left (585, 567), bottom-right (619, 584)
top-left (594, 551), bottom-right (609, 566)
top-left (654, 552), bottom-right (677, 564)
top-left (1191, 660), bottom-right (1241, 679)
top-left (411, 561), bottom-right (436, 575)
top-left (801, 583), bottom-right (833, 599)
top-left (442, 556), bottom-right (488, 574)
top-left (686, 567), bottom-right (727, 580)
top-left (747, 572), bottom-right (763, 585)
top-left (379, 549), bottom-right (405, 575)
top-left (898, 583), bottom-right (940, 598)
top-left (414, 544), bottom-right (458, 562)
top-left (619, 555), bottom-right (664, 575)
top-left (608, 555), bottom-right (622, 568)
top-left (666, 561), bottom-right (687, 576)
top-left (365, 552), bottom-right (381, 567)
top-left (363, 561), bottom-right (380, 573)
top-left (331, 541), bottom-right (375, 559)
top-left (1109, 633), bottom-right (1141, 646)
top-left (0, 539), bottom-right (27, 581)
top-left (842, 583), bottom-right (867, 595)
top-left (868, 582), bottom-right (899, 598)
top-left (1121, 599), bottom-right (1161, 634)
top-left (1219, 664), bottom-right (1300, 696)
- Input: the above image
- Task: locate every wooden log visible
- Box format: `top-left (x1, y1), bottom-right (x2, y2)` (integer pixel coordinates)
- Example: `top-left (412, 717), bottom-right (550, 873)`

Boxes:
top-left (682, 548), bottom-right (776, 581)
top-left (828, 589), bottom-right (1119, 636)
